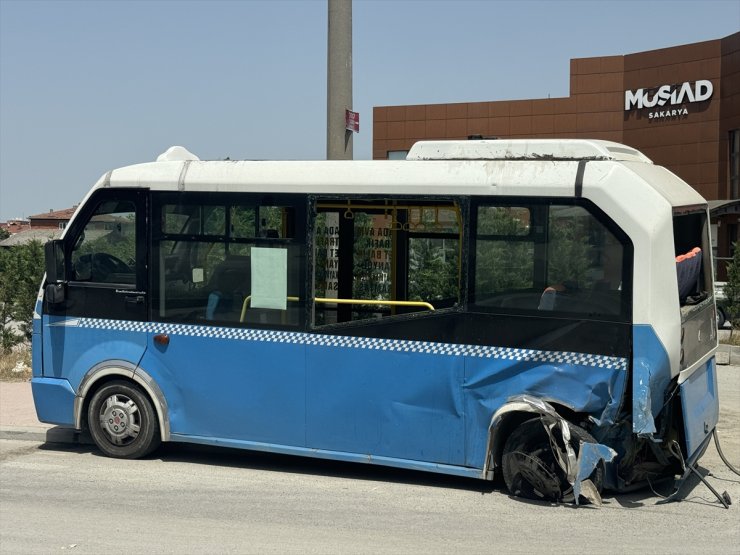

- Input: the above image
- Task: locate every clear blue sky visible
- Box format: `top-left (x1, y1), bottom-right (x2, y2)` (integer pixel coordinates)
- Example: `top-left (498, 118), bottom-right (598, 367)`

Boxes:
top-left (0, 0), bottom-right (738, 221)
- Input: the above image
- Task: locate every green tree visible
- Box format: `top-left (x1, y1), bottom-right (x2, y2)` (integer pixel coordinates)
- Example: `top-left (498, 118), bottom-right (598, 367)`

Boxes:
top-left (0, 228), bottom-right (9, 241)
top-left (0, 241), bottom-right (45, 352)
top-left (475, 207), bottom-right (533, 295)
top-left (547, 219), bottom-right (592, 287)
top-left (724, 242), bottom-right (740, 331)
top-left (408, 238), bottom-right (458, 301)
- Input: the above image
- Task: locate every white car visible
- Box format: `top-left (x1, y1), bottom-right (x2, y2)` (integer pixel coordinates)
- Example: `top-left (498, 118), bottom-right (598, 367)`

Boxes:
top-left (715, 282), bottom-right (732, 328)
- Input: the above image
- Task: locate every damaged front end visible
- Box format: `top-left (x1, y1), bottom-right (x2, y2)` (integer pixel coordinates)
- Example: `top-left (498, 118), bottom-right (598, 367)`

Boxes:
top-left (488, 347), bottom-right (723, 507)
top-left (488, 395), bottom-right (616, 506)
top-left (619, 326), bottom-right (721, 500)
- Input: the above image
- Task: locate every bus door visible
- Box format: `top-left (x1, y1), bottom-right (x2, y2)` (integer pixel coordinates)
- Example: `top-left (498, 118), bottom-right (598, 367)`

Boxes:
top-left (42, 190), bottom-right (149, 387)
top-left (307, 199), bottom-right (467, 466)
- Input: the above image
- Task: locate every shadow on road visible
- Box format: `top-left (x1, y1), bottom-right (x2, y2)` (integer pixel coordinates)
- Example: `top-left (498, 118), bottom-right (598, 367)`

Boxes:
top-left (37, 439), bottom-right (499, 495)
top-left (39, 437), bottom-right (733, 508)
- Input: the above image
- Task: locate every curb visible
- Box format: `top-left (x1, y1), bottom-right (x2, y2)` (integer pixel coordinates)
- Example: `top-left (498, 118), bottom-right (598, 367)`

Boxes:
top-left (716, 344), bottom-right (740, 365)
top-left (0, 426), bottom-right (92, 445)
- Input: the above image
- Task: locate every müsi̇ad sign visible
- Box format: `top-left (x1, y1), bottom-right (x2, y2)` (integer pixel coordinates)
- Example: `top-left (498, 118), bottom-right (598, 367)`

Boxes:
top-left (624, 80), bottom-right (713, 120)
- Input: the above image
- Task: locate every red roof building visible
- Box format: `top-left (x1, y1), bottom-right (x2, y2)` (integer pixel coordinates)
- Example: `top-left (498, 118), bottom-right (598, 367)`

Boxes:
top-left (27, 207), bottom-right (78, 229)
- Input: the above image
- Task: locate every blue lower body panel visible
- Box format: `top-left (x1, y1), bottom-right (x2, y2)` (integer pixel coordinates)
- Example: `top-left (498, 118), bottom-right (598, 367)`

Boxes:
top-left (680, 357), bottom-right (719, 460)
top-left (31, 377), bottom-right (76, 426)
top-left (170, 433), bottom-right (483, 479)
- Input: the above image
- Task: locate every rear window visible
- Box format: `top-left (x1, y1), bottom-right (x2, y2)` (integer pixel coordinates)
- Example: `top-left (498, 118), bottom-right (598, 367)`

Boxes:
top-left (673, 210), bottom-right (713, 305)
top-left (673, 207), bottom-right (716, 370)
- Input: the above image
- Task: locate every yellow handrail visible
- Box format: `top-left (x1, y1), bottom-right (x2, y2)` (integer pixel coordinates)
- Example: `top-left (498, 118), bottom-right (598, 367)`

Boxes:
top-left (240, 295), bottom-right (435, 322)
top-left (314, 297), bottom-right (435, 311)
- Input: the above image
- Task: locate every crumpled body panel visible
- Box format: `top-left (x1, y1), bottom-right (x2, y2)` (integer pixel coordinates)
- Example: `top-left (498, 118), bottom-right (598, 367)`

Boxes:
top-left (632, 325), bottom-right (672, 436)
top-left (464, 353), bottom-right (627, 468)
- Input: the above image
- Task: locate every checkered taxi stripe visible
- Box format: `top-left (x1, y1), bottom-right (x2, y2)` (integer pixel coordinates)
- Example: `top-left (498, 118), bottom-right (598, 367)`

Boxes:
top-left (72, 317), bottom-right (627, 371)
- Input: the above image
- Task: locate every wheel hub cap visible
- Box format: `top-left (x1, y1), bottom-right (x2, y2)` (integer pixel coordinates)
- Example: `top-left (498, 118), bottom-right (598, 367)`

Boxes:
top-left (98, 394), bottom-right (140, 445)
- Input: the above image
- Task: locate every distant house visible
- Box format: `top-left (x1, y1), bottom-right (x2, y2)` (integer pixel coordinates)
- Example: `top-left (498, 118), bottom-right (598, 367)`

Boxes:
top-left (0, 219), bottom-right (31, 235)
top-left (28, 207), bottom-right (78, 230)
top-left (0, 206), bottom-right (77, 248)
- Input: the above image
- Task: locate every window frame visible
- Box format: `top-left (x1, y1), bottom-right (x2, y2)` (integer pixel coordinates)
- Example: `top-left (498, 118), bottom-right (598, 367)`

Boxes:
top-left (149, 192), bottom-right (307, 330)
top-left (469, 196), bottom-right (633, 322)
top-left (63, 189), bottom-right (147, 291)
top-left (308, 195), bottom-right (467, 330)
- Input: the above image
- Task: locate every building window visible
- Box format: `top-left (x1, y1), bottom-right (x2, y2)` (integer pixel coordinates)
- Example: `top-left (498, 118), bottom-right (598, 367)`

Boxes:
top-left (387, 150), bottom-right (408, 160)
top-left (731, 129), bottom-right (740, 199)
top-left (58, 222), bottom-right (67, 230)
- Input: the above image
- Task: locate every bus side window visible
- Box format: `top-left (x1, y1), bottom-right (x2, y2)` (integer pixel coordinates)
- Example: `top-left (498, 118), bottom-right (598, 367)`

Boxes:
top-left (70, 201), bottom-right (137, 284)
top-left (313, 201), bottom-right (461, 326)
top-left (474, 206), bottom-right (535, 309)
top-left (472, 202), bottom-right (629, 318)
top-left (153, 196), bottom-right (304, 328)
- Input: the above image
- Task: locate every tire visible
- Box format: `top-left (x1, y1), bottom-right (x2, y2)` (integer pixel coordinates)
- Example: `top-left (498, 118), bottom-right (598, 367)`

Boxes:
top-left (717, 307), bottom-right (726, 329)
top-left (87, 380), bottom-right (161, 459)
top-left (501, 417), bottom-right (603, 503)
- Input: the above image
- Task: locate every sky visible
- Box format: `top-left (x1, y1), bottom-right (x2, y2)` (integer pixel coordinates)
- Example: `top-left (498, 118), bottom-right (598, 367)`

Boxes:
top-left (0, 0), bottom-right (738, 221)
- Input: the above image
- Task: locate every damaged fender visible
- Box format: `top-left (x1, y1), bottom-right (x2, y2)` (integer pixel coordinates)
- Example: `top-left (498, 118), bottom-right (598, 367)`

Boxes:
top-left (632, 325), bottom-right (672, 436)
top-left (487, 395), bottom-right (617, 505)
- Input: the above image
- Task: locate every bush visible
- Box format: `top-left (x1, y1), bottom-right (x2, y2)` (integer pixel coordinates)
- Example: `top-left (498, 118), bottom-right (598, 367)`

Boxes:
top-left (724, 242), bottom-right (740, 331)
top-left (0, 343), bottom-right (32, 381)
top-left (0, 241), bottom-right (45, 353)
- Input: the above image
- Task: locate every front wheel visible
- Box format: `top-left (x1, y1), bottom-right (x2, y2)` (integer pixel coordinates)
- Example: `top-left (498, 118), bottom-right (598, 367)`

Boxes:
top-left (501, 417), bottom-right (603, 503)
top-left (87, 380), bottom-right (161, 459)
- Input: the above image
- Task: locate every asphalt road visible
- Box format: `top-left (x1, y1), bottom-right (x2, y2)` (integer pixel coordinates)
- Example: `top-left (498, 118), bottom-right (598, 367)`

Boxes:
top-left (1, 368), bottom-right (739, 554)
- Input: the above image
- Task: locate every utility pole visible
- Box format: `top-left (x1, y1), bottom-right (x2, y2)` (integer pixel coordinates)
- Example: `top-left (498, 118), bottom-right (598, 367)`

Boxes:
top-left (326, 0), bottom-right (352, 160)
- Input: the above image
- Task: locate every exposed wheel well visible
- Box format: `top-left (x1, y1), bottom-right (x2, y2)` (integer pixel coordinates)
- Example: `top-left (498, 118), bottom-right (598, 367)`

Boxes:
top-left (489, 402), bottom-right (592, 472)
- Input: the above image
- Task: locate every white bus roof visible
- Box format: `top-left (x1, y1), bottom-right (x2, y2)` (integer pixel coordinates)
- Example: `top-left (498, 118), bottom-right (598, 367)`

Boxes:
top-left (94, 140), bottom-right (703, 209)
top-left (406, 139), bottom-right (653, 163)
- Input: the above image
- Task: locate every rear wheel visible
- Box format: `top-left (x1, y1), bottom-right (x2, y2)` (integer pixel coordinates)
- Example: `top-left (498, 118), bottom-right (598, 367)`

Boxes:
top-left (501, 417), bottom-right (602, 503)
top-left (88, 380), bottom-right (161, 459)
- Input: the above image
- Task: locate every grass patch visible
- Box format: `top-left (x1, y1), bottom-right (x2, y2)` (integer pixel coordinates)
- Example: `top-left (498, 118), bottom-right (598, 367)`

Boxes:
top-left (0, 343), bottom-right (32, 382)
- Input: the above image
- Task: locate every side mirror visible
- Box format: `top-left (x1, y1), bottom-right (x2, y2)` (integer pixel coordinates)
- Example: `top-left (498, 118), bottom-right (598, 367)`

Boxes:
top-left (45, 283), bottom-right (66, 304)
top-left (44, 240), bottom-right (65, 283)
top-left (44, 240), bottom-right (66, 305)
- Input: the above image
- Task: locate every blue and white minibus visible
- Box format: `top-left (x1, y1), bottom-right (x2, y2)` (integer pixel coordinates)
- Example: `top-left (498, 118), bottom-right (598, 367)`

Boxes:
top-left (33, 139), bottom-right (719, 504)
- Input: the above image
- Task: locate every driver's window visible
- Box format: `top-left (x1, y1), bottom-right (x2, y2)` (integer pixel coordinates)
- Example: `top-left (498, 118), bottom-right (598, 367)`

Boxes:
top-left (71, 201), bottom-right (137, 284)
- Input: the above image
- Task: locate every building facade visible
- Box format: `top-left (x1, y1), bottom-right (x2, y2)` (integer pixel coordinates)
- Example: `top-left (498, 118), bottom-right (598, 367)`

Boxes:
top-left (373, 32), bottom-right (739, 277)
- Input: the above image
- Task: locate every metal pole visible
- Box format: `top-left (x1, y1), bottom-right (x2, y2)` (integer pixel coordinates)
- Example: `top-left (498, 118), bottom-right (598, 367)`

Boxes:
top-left (327, 0), bottom-right (352, 160)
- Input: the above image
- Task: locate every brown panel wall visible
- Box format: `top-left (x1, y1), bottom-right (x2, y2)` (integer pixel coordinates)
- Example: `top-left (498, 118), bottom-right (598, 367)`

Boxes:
top-left (621, 38), bottom-right (723, 199)
top-left (372, 33), bottom-right (739, 205)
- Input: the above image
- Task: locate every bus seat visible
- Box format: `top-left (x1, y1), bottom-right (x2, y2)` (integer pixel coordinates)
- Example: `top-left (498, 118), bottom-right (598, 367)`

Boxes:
top-left (676, 247), bottom-right (702, 304)
top-left (538, 284), bottom-right (566, 311)
top-left (206, 256), bottom-right (251, 321)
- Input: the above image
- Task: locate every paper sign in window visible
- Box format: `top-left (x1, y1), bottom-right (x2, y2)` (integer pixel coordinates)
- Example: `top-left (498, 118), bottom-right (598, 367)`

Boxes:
top-left (251, 247), bottom-right (287, 310)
